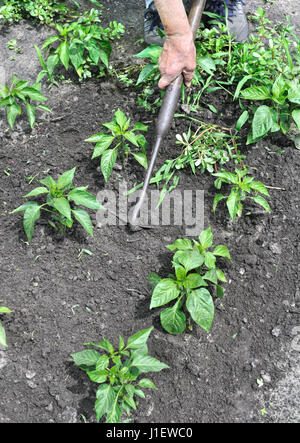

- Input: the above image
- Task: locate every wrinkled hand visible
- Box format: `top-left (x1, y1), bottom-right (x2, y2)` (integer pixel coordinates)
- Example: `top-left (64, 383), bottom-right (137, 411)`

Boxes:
top-left (158, 32), bottom-right (196, 90)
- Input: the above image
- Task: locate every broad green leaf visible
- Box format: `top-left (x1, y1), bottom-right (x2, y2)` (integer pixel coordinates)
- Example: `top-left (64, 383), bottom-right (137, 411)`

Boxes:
top-left (86, 369), bottom-right (108, 383)
top-left (25, 102), bottom-right (35, 128)
top-left (249, 181), bottom-right (269, 196)
top-left (135, 45), bottom-right (162, 63)
top-left (213, 194), bottom-right (226, 213)
top-left (166, 238), bottom-right (192, 251)
top-left (57, 167), bottom-right (76, 189)
top-left (288, 87), bottom-right (300, 105)
top-left (101, 149), bottom-right (118, 182)
top-left (85, 132), bottom-right (109, 143)
top-left (175, 265), bottom-right (186, 281)
top-left (115, 109), bottom-right (129, 131)
top-left (197, 56), bottom-right (216, 74)
top-left (95, 384), bottom-right (116, 423)
top-left (0, 322), bottom-right (7, 347)
top-left (132, 122), bottom-right (148, 132)
top-left (46, 53), bottom-right (60, 75)
top-left (7, 102), bottom-right (21, 128)
top-left (131, 152), bottom-right (148, 169)
top-left (22, 87), bottom-right (47, 102)
top-left (235, 110), bottom-right (249, 133)
top-left (126, 327), bottom-right (153, 350)
top-left (130, 354), bottom-right (169, 373)
top-left (11, 201), bottom-right (40, 214)
top-left (150, 278), bottom-right (180, 309)
top-left (212, 245), bottom-right (231, 261)
top-left (203, 268), bottom-right (218, 285)
top-left (98, 48), bottom-right (109, 69)
top-left (105, 399), bottom-right (122, 423)
top-left (199, 226), bottom-right (213, 249)
top-left (137, 378), bottom-right (158, 390)
top-left (183, 273), bottom-right (207, 289)
top-left (86, 38), bottom-right (102, 64)
top-left (251, 195), bottom-right (271, 212)
top-left (42, 35), bottom-right (61, 50)
top-left (37, 104), bottom-right (51, 113)
top-left (23, 203), bottom-right (41, 242)
top-left (52, 197), bottom-right (72, 221)
top-left (173, 248), bottom-right (204, 272)
top-left (96, 354), bottom-right (110, 370)
top-left (216, 268), bottom-right (227, 282)
top-left (69, 41), bottom-right (85, 72)
top-left (226, 189), bottom-right (240, 220)
top-left (216, 284), bottom-right (224, 298)
top-left (160, 303), bottom-right (186, 335)
top-left (91, 135), bottom-right (115, 159)
top-left (71, 349), bottom-right (100, 369)
top-left (136, 63), bottom-right (158, 85)
top-left (24, 187), bottom-right (49, 198)
top-left (68, 189), bottom-right (102, 210)
top-left (251, 105), bottom-right (275, 141)
top-left (272, 75), bottom-right (286, 99)
top-left (72, 208), bottom-right (94, 237)
top-left (124, 131), bottom-right (139, 147)
top-left (204, 251), bottom-right (216, 269)
top-left (59, 40), bottom-right (70, 70)
top-left (241, 86), bottom-right (271, 101)
top-left (292, 109), bottom-right (300, 131)
top-left (186, 288), bottom-right (214, 332)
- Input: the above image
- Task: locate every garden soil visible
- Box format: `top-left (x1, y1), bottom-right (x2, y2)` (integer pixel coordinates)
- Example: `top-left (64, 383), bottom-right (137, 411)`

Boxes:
top-left (0, 0), bottom-right (299, 423)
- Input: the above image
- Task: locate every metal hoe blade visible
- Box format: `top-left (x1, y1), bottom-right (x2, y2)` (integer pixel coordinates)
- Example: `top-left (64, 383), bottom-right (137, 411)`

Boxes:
top-left (128, 0), bottom-right (207, 230)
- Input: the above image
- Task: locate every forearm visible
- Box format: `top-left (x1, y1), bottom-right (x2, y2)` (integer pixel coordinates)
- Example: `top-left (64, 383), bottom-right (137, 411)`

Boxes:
top-left (153, 0), bottom-right (192, 38)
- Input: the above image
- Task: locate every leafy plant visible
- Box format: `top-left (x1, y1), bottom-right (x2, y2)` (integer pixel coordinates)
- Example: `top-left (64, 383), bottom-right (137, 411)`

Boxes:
top-left (0, 76), bottom-right (50, 129)
top-left (149, 227), bottom-right (231, 335)
top-left (128, 122), bottom-right (244, 207)
top-left (212, 167), bottom-right (271, 220)
top-left (0, 0), bottom-right (73, 24)
top-left (0, 306), bottom-right (12, 347)
top-left (12, 167), bottom-right (104, 241)
top-left (38, 11), bottom-right (124, 81)
top-left (71, 327), bottom-right (169, 423)
top-left (239, 76), bottom-right (300, 144)
top-left (85, 109), bottom-right (148, 182)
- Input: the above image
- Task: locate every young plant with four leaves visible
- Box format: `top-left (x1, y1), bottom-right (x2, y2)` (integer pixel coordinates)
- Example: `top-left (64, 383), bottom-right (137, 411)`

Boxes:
top-left (0, 306), bottom-right (12, 347)
top-left (0, 76), bottom-right (50, 128)
top-left (71, 326), bottom-right (169, 423)
top-left (12, 167), bottom-right (104, 241)
top-left (212, 167), bottom-right (271, 220)
top-left (85, 109), bottom-right (148, 182)
top-left (149, 227), bottom-right (231, 335)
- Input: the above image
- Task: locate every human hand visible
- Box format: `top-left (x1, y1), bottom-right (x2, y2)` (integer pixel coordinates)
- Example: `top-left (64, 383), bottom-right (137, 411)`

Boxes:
top-left (158, 32), bottom-right (196, 90)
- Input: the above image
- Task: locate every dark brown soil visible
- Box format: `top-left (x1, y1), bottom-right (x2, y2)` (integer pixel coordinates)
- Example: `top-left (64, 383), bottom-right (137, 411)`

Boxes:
top-left (0, 0), bottom-right (299, 424)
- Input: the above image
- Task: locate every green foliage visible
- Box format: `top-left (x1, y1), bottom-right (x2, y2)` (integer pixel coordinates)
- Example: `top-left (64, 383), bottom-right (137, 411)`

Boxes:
top-left (0, 307), bottom-right (12, 347)
top-left (71, 327), bottom-right (168, 423)
top-left (11, 167), bottom-right (104, 241)
top-left (239, 76), bottom-right (300, 144)
top-left (213, 167), bottom-right (271, 220)
top-left (85, 109), bottom-right (148, 182)
top-left (149, 228), bottom-right (231, 335)
top-left (128, 122), bottom-right (244, 207)
top-left (38, 10), bottom-right (124, 81)
top-left (0, 0), bottom-right (72, 24)
top-left (0, 76), bottom-right (50, 129)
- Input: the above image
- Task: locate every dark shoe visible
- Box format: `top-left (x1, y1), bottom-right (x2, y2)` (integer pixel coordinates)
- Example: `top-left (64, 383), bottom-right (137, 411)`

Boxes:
top-left (144, 1), bottom-right (165, 46)
top-left (205, 0), bottom-right (249, 42)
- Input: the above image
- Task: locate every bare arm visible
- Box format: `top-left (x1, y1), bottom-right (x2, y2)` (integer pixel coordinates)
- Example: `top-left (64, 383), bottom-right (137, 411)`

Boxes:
top-left (154, 0), bottom-right (196, 89)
